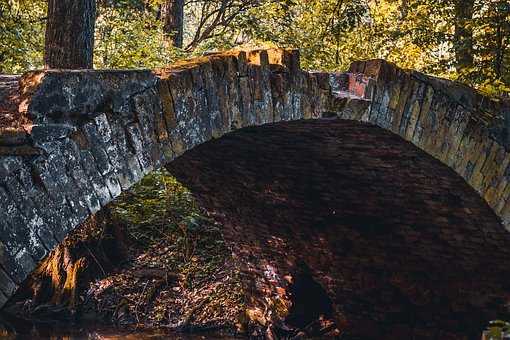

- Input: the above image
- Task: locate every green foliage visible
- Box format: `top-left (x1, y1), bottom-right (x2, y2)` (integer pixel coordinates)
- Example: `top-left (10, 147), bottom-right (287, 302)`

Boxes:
top-left (110, 169), bottom-right (230, 287)
top-left (110, 170), bottom-right (197, 247)
top-left (471, 0), bottom-right (510, 95)
top-left (484, 320), bottom-right (510, 340)
top-left (0, 0), bottom-right (46, 73)
top-left (94, 2), bottom-right (184, 69)
top-left (234, 0), bottom-right (369, 71)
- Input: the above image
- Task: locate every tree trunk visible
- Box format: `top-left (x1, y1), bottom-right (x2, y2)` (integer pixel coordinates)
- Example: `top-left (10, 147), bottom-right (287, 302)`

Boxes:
top-left (492, 2), bottom-right (508, 79)
top-left (399, 0), bottom-right (408, 20)
top-left (162, 0), bottom-right (185, 48)
top-left (44, 0), bottom-right (96, 69)
top-left (453, 0), bottom-right (475, 75)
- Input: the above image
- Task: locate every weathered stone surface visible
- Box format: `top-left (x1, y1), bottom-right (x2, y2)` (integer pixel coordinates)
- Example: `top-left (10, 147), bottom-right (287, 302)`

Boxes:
top-left (21, 69), bottom-right (157, 124)
top-left (0, 145), bottom-right (41, 156)
top-left (30, 124), bottom-right (76, 144)
top-left (0, 129), bottom-right (28, 146)
top-left (0, 267), bottom-right (17, 298)
top-left (0, 48), bottom-right (508, 310)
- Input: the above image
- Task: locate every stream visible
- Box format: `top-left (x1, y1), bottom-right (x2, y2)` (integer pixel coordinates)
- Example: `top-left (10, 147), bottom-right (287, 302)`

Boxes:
top-left (0, 316), bottom-right (241, 339)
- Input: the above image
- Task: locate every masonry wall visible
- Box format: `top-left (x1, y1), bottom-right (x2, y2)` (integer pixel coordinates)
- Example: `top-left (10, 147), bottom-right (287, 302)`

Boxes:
top-left (344, 60), bottom-right (510, 226)
top-left (0, 48), bottom-right (508, 308)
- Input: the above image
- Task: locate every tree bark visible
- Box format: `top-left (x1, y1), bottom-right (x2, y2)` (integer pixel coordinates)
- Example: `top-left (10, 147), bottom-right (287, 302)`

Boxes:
top-left (44, 0), bottom-right (96, 69)
top-left (453, 0), bottom-right (475, 74)
top-left (163, 0), bottom-right (185, 48)
top-left (492, 2), bottom-right (507, 79)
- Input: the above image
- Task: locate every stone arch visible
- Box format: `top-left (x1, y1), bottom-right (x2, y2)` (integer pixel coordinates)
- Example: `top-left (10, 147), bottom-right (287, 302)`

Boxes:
top-left (166, 118), bottom-right (510, 338)
top-left (0, 48), bottom-right (508, 307)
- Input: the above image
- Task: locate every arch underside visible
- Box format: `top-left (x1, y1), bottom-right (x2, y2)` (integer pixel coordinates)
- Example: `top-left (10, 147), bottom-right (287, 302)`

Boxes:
top-left (167, 118), bottom-right (510, 338)
top-left (0, 49), bottom-right (509, 311)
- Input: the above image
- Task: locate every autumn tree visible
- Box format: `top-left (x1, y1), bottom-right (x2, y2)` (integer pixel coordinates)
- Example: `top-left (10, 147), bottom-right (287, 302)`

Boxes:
top-left (233, 0), bottom-right (369, 70)
top-left (44, 0), bottom-right (96, 69)
top-left (473, 0), bottom-right (510, 93)
top-left (162, 0), bottom-right (184, 48)
top-left (184, 0), bottom-right (266, 51)
top-left (453, 0), bottom-right (475, 75)
top-left (0, 0), bottom-right (46, 73)
top-left (94, 0), bottom-right (183, 69)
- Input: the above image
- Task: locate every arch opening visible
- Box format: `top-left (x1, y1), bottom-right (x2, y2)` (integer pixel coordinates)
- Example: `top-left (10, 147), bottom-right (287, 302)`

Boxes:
top-left (164, 118), bottom-right (510, 339)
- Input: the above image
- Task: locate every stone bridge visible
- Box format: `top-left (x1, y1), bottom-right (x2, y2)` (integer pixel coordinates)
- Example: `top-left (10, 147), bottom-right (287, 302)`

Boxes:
top-left (0, 48), bottom-right (509, 324)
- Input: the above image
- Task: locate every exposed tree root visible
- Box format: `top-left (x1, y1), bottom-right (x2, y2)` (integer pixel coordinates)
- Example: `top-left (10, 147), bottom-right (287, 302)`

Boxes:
top-left (5, 208), bottom-right (129, 319)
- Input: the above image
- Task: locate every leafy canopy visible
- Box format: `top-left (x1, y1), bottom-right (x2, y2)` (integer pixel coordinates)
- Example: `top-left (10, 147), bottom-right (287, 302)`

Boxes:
top-left (0, 0), bottom-right (508, 96)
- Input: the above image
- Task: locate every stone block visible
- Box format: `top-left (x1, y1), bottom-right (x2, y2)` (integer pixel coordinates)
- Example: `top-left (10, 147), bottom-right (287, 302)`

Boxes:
top-left (30, 124), bottom-right (76, 144)
top-left (0, 130), bottom-right (29, 146)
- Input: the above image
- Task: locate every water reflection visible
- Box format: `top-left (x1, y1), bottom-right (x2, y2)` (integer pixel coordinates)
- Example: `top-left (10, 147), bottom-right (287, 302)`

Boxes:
top-left (0, 315), bottom-right (240, 339)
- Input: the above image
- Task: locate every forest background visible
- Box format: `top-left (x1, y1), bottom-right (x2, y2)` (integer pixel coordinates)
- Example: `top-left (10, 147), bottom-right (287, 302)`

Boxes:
top-left (1, 0), bottom-right (509, 97)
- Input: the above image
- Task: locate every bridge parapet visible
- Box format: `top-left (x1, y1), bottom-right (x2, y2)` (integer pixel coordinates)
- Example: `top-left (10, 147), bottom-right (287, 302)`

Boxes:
top-left (0, 48), bottom-right (508, 308)
top-left (342, 59), bottom-right (510, 226)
